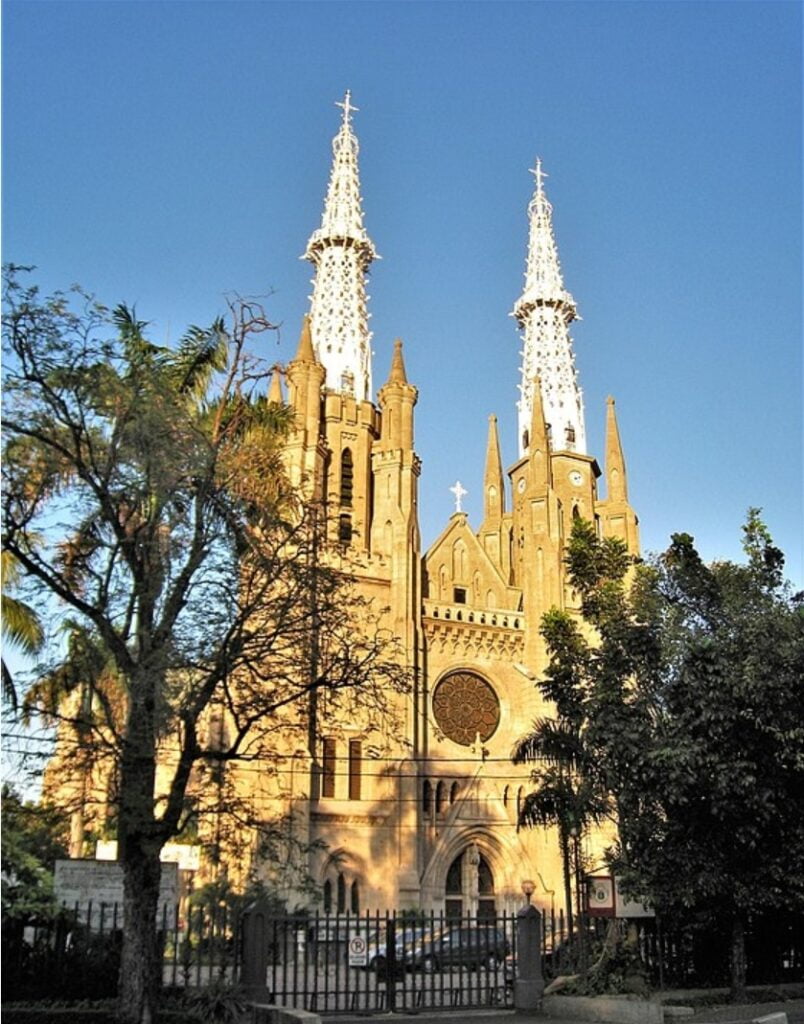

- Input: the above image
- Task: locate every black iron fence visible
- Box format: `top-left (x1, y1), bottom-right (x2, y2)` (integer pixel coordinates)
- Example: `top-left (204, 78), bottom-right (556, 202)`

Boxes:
top-left (2, 901), bottom-right (801, 1008)
top-left (2, 899), bottom-right (240, 1003)
top-left (242, 909), bottom-right (517, 1014)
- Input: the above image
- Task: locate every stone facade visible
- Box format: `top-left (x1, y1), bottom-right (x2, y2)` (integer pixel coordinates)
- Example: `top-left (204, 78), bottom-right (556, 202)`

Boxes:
top-left (240, 96), bottom-right (640, 920)
top-left (43, 95), bottom-right (640, 923)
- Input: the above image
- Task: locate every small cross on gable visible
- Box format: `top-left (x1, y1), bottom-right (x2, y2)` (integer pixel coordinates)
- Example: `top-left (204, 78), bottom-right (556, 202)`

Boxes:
top-left (449, 480), bottom-right (467, 514)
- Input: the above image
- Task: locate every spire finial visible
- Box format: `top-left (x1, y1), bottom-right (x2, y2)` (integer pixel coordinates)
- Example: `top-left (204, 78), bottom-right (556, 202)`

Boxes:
top-left (387, 338), bottom-right (408, 384)
top-left (530, 157), bottom-right (548, 195)
top-left (605, 395), bottom-right (628, 502)
top-left (335, 90), bottom-right (359, 127)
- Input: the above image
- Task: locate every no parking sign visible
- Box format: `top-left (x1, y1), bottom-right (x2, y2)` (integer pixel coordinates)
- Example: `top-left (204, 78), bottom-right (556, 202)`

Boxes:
top-left (348, 935), bottom-right (368, 967)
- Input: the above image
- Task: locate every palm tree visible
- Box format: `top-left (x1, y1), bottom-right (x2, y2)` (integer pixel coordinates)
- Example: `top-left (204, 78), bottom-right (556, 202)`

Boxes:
top-left (1, 550), bottom-right (45, 709)
top-left (512, 715), bottom-right (608, 959)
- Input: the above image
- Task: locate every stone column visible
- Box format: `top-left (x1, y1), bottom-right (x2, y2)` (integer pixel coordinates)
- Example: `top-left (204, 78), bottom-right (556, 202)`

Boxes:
top-left (514, 903), bottom-right (544, 1012)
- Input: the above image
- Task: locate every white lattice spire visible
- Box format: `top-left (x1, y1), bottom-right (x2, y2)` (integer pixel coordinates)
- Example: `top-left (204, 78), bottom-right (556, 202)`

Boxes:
top-left (512, 159), bottom-right (586, 457)
top-left (304, 91), bottom-right (378, 402)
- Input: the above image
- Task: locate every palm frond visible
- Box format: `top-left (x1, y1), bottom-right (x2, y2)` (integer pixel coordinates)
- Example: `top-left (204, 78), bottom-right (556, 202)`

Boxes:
top-left (114, 304), bottom-right (166, 367)
top-left (512, 717), bottom-right (586, 768)
top-left (170, 320), bottom-right (230, 400)
top-left (2, 594), bottom-right (45, 655)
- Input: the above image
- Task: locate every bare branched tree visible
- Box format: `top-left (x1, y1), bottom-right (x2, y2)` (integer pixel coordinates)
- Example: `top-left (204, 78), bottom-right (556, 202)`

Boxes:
top-left (2, 267), bottom-right (408, 1024)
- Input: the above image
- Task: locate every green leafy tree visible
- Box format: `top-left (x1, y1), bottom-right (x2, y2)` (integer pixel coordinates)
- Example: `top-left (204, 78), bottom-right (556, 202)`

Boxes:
top-left (518, 512), bottom-right (804, 997)
top-left (1, 783), bottom-right (69, 922)
top-left (618, 512), bottom-right (804, 997)
top-left (2, 267), bottom-right (406, 1024)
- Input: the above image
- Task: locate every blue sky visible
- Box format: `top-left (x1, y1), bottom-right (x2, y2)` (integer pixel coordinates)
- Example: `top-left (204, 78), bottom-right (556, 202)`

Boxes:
top-left (3, 0), bottom-right (802, 586)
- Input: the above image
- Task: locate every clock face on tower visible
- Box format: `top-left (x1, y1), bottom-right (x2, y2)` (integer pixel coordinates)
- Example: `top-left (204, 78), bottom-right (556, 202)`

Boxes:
top-left (432, 671), bottom-right (500, 746)
top-left (569, 470), bottom-right (583, 486)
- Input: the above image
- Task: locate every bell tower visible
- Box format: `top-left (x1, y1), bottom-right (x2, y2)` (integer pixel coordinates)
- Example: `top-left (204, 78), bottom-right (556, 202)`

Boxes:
top-left (295, 92), bottom-right (383, 553)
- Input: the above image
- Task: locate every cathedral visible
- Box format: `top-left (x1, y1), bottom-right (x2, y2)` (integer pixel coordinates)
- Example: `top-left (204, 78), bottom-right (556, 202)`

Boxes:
top-left (44, 92), bottom-right (639, 923)
top-left (251, 93), bottom-right (640, 920)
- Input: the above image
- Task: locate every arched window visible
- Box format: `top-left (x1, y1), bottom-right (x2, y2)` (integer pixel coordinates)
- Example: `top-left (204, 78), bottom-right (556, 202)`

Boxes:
top-left (323, 879), bottom-right (333, 913)
top-left (337, 873), bottom-right (346, 914)
top-left (478, 854), bottom-right (494, 895)
top-left (502, 785), bottom-right (509, 808)
top-left (446, 852), bottom-right (463, 894)
top-left (478, 853), bottom-right (496, 920)
top-left (351, 879), bottom-right (360, 915)
top-left (450, 781), bottom-right (460, 805)
top-left (422, 780), bottom-right (432, 815)
top-left (340, 449), bottom-right (353, 507)
top-left (445, 851), bottom-right (464, 919)
top-left (435, 781), bottom-right (446, 815)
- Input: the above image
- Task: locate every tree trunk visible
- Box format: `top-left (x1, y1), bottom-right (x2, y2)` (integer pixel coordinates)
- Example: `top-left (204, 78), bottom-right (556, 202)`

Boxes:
top-left (560, 828), bottom-right (574, 941)
top-left (729, 913), bottom-right (747, 1002)
top-left (118, 840), bottom-right (162, 1024)
top-left (116, 672), bottom-right (162, 1024)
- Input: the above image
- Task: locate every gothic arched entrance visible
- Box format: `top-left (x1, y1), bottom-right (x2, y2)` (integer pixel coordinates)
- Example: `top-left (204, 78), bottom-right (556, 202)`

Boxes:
top-left (444, 843), bottom-right (496, 920)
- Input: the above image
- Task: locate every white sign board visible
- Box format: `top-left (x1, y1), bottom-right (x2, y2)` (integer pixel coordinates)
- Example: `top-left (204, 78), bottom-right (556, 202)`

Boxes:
top-left (348, 935), bottom-right (368, 967)
top-left (55, 859), bottom-right (179, 927)
top-left (614, 877), bottom-right (655, 919)
top-left (95, 840), bottom-right (200, 871)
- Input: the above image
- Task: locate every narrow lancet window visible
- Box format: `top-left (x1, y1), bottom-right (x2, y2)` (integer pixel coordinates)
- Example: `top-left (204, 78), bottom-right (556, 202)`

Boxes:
top-left (322, 738), bottom-right (336, 798)
top-left (340, 449), bottom-right (354, 507)
top-left (348, 739), bottom-right (362, 801)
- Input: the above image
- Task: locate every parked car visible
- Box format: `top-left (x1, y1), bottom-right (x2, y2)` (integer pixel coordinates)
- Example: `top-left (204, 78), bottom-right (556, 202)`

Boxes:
top-left (404, 924), bottom-right (510, 971)
top-left (364, 925), bottom-right (428, 974)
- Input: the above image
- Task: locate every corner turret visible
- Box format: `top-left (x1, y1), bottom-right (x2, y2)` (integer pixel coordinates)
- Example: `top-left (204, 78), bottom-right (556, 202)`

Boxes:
top-left (596, 396), bottom-right (639, 553)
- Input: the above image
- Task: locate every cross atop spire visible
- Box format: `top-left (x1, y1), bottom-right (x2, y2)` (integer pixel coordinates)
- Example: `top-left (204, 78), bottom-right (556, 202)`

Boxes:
top-left (335, 90), bottom-right (359, 126)
top-left (530, 157), bottom-right (548, 195)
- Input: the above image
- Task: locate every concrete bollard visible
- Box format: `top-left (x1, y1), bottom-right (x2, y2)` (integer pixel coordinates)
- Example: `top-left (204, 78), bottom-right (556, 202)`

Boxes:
top-left (514, 903), bottom-right (544, 1013)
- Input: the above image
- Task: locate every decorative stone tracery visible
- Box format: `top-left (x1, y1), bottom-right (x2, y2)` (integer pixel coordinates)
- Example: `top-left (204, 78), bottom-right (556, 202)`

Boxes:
top-left (432, 671), bottom-right (501, 746)
top-left (512, 159), bottom-right (586, 457)
top-left (304, 91), bottom-right (376, 402)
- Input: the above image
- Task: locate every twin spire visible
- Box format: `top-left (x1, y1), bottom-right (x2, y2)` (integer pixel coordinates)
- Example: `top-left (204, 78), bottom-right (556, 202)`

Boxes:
top-left (302, 100), bottom-right (592, 479)
top-left (304, 91), bottom-right (377, 402)
top-left (513, 158), bottom-right (586, 458)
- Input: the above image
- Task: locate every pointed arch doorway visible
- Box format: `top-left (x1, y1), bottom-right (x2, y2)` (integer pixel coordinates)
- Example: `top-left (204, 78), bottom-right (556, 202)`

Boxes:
top-left (444, 842), bottom-right (496, 920)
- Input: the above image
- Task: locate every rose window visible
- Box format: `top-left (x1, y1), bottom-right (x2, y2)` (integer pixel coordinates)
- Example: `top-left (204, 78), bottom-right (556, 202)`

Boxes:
top-left (432, 672), bottom-right (500, 746)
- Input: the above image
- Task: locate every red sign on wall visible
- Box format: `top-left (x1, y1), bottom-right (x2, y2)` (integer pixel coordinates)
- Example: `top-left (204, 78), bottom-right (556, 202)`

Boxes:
top-left (586, 875), bottom-right (616, 917)
top-left (585, 874), bottom-right (655, 919)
